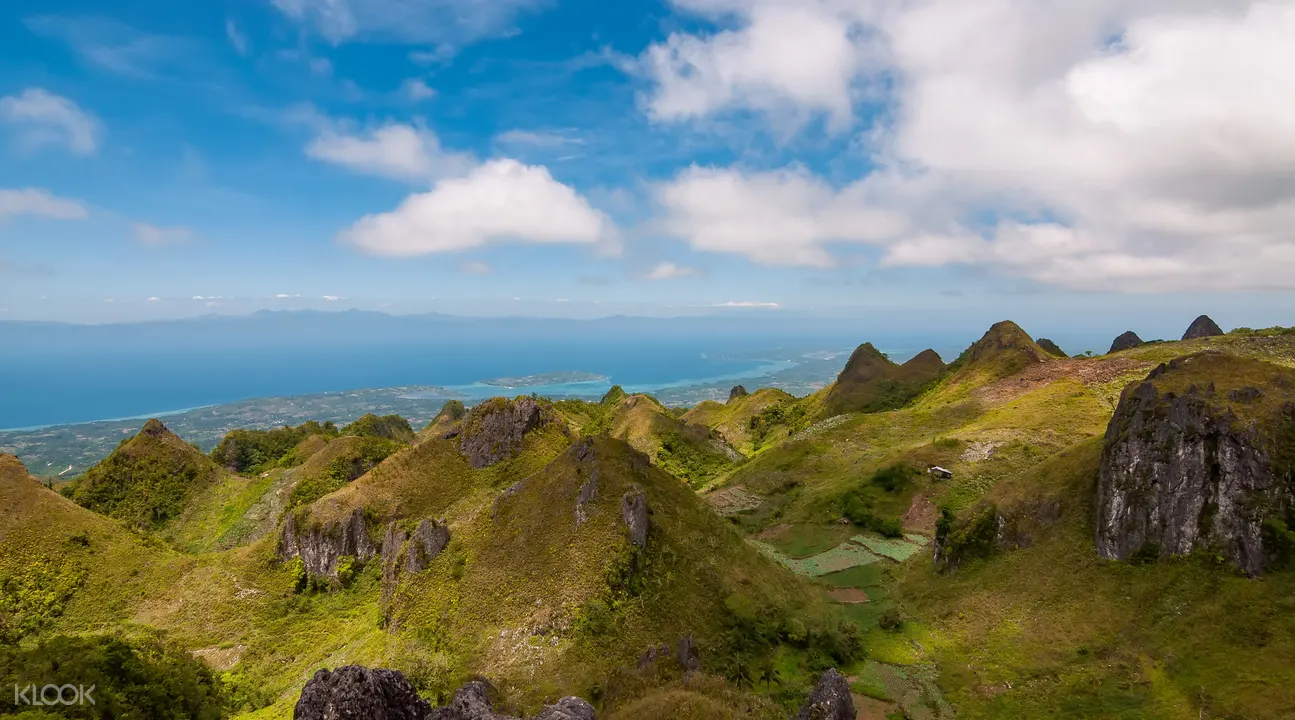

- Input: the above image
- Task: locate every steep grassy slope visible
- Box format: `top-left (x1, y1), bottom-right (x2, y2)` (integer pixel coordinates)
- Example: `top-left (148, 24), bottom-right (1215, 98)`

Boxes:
top-left (0, 454), bottom-right (183, 644)
top-left (605, 394), bottom-right (740, 487)
top-left (681, 388), bottom-right (795, 455)
top-left (68, 419), bottom-right (225, 531)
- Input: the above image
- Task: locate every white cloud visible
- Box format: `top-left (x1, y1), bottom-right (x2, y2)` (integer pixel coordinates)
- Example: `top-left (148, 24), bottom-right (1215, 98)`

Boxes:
top-left (402, 78), bottom-right (436, 101)
top-left (322, 295), bottom-right (344, 301)
top-left (640, 0), bottom-right (1295, 291)
top-left (133, 223), bottom-right (195, 247)
top-left (341, 159), bottom-right (612, 256)
top-left (273, 293), bottom-right (301, 299)
top-left (0, 188), bottom-right (88, 220)
top-left (714, 300), bottom-right (779, 308)
top-left (25, 16), bottom-right (195, 79)
top-left (0, 89), bottom-right (100, 155)
top-left (192, 296), bottom-right (205, 300)
top-left (640, 1), bottom-right (869, 130)
top-left (655, 165), bottom-right (908, 266)
top-left (225, 19), bottom-right (249, 55)
top-left (270, 0), bottom-right (545, 46)
top-left (495, 129), bottom-right (584, 148)
top-left (147, 296), bottom-right (161, 302)
top-left (644, 261), bottom-right (701, 280)
top-left (459, 260), bottom-right (493, 275)
top-left (306, 122), bottom-right (474, 183)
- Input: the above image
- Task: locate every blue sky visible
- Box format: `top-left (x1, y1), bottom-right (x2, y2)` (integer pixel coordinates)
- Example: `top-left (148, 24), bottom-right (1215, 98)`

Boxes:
top-left (2, 0), bottom-right (1293, 327)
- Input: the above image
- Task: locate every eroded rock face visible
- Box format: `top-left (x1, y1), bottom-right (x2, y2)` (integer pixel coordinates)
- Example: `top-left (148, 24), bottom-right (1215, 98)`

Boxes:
top-left (728, 385), bottom-right (749, 402)
top-left (279, 508), bottom-right (378, 580)
top-left (1183, 314), bottom-right (1224, 340)
top-left (457, 398), bottom-right (560, 469)
top-left (621, 488), bottom-right (649, 547)
top-left (794, 669), bottom-right (855, 720)
top-left (1097, 375), bottom-right (1279, 576)
top-left (381, 518), bottom-right (451, 606)
top-left (1109, 331), bottom-right (1145, 354)
top-left (294, 666), bottom-right (430, 720)
top-left (426, 680), bottom-right (593, 720)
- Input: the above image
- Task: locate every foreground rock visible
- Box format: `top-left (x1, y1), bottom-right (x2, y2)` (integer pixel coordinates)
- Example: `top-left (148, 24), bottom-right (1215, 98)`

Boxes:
top-left (297, 666), bottom-right (852, 719)
top-left (1182, 314), bottom-right (1224, 340)
top-left (1108, 331), bottom-right (1144, 354)
top-left (793, 669), bottom-right (855, 720)
top-left (294, 666), bottom-right (431, 720)
top-left (1096, 353), bottom-right (1295, 576)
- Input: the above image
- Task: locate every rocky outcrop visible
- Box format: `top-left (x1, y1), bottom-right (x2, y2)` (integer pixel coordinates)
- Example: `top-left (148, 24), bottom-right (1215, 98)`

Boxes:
top-left (794, 669), bottom-right (855, 720)
top-left (1096, 358), bottom-right (1287, 576)
top-left (1108, 331), bottom-right (1144, 354)
top-left (427, 680), bottom-right (593, 720)
top-left (455, 397), bottom-right (563, 469)
top-left (294, 666), bottom-right (431, 720)
top-left (621, 488), bottom-right (649, 547)
top-left (1183, 314), bottom-right (1224, 340)
top-left (728, 385), bottom-right (749, 402)
top-left (381, 518), bottom-right (450, 605)
top-left (279, 508), bottom-right (378, 581)
top-left (1036, 338), bottom-right (1067, 358)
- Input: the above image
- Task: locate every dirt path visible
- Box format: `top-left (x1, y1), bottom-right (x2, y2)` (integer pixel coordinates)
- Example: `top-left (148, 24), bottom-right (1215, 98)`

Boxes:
top-left (902, 493), bottom-right (937, 534)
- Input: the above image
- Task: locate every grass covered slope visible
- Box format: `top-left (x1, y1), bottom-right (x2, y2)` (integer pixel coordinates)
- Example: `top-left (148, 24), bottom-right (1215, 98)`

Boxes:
top-left (386, 436), bottom-right (857, 711)
top-left (681, 388), bottom-right (796, 455)
top-left (0, 453), bottom-right (182, 644)
top-left (68, 419), bottom-right (225, 530)
top-left (603, 394), bottom-right (740, 487)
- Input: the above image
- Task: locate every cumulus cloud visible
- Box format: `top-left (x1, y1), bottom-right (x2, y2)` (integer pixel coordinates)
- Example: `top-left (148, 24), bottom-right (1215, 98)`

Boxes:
top-left (644, 261), bottom-right (702, 280)
top-left (655, 165), bottom-right (908, 266)
top-left (0, 89), bottom-right (100, 155)
top-left (340, 159), bottom-right (613, 256)
top-left (642, 0), bottom-right (1295, 291)
top-left (306, 122), bottom-right (474, 183)
top-left (133, 223), bottom-right (195, 247)
top-left (271, 0), bottom-right (546, 46)
top-left (322, 295), bottom-right (344, 301)
top-left (0, 188), bottom-right (88, 220)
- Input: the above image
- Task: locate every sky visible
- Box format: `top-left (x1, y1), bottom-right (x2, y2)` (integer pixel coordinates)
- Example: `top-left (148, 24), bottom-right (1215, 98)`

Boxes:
top-left (2, 0), bottom-right (1295, 327)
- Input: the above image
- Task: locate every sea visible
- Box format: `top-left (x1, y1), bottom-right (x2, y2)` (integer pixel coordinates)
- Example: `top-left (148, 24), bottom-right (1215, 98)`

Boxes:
top-left (0, 337), bottom-right (878, 431)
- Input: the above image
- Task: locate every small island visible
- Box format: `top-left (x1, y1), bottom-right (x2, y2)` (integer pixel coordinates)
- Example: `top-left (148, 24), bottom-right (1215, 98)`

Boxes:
top-left (480, 371), bottom-right (609, 388)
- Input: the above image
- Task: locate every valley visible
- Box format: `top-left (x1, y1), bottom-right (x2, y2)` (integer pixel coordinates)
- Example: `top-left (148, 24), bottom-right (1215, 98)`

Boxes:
top-left (3, 318), bottom-right (1295, 719)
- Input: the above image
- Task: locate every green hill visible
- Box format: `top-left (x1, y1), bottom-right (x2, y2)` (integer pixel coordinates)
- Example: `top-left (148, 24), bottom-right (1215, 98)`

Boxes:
top-left (682, 388), bottom-right (796, 455)
top-left (603, 394), bottom-right (740, 487)
top-left (822, 344), bottom-right (946, 417)
top-left (68, 419), bottom-right (225, 531)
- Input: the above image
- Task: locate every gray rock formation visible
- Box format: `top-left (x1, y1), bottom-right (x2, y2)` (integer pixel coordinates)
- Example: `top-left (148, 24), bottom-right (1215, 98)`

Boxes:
top-left (1183, 314), bottom-right (1224, 340)
top-left (793, 669), bottom-right (855, 720)
top-left (620, 488), bottom-right (649, 547)
top-left (426, 680), bottom-right (593, 720)
top-left (294, 666), bottom-right (430, 720)
top-left (279, 508), bottom-right (377, 581)
top-left (457, 398), bottom-right (561, 469)
top-left (1097, 367), bottom-right (1280, 576)
top-left (575, 469), bottom-right (599, 526)
top-left (728, 385), bottom-right (749, 402)
top-left (1108, 331), bottom-right (1144, 354)
top-left (381, 519), bottom-right (450, 605)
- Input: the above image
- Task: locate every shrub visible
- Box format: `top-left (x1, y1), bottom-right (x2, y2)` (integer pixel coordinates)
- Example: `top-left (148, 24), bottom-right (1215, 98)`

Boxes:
top-left (0, 635), bottom-right (227, 718)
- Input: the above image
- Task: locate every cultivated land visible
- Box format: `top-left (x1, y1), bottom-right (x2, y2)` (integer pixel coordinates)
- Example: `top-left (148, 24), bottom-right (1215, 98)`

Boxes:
top-left (3, 320), bottom-right (1294, 718)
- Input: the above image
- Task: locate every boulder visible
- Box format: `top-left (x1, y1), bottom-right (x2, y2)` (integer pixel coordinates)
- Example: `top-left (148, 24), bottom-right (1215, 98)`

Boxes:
top-left (728, 385), bottom-right (749, 402)
top-left (294, 666), bottom-right (430, 720)
top-left (1108, 331), bottom-right (1144, 354)
top-left (1182, 314), bottom-right (1224, 340)
top-left (793, 669), bottom-right (855, 720)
